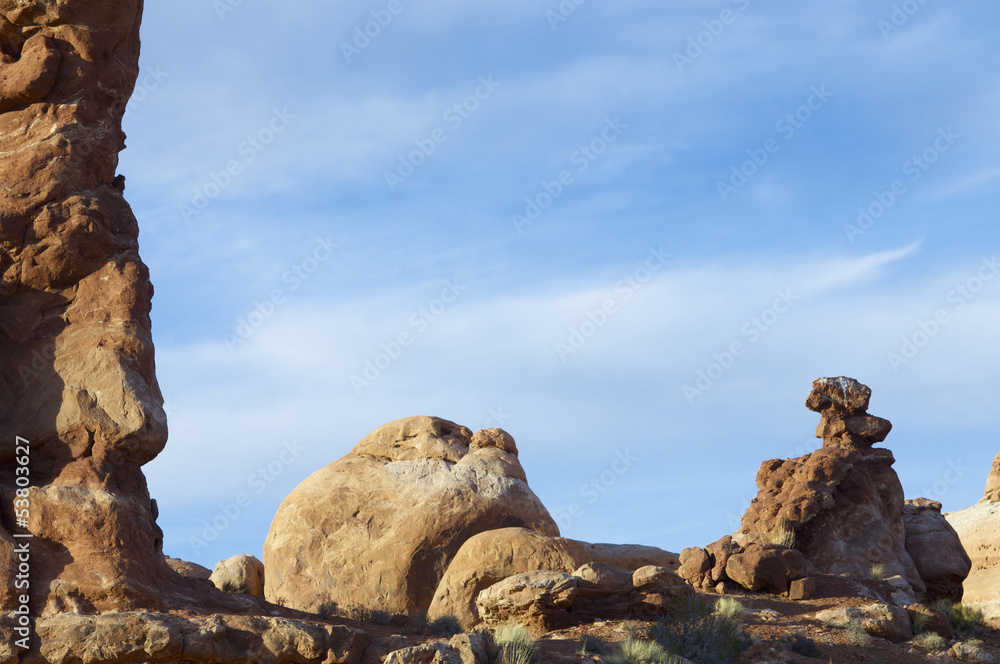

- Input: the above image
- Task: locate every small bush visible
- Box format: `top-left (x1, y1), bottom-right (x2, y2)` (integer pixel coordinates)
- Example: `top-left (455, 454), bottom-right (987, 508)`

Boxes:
top-left (930, 600), bottom-right (987, 638)
top-left (429, 615), bottom-right (463, 637)
top-left (783, 633), bottom-right (821, 658)
top-left (606, 639), bottom-right (680, 664)
top-left (577, 634), bottom-right (610, 658)
top-left (910, 610), bottom-right (931, 634)
top-left (650, 595), bottom-right (745, 664)
top-left (912, 632), bottom-right (947, 652)
top-left (949, 604), bottom-right (987, 638)
top-left (846, 620), bottom-right (872, 648)
top-left (770, 528), bottom-right (797, 549)
top-left (219, 579), bottom-right (251, 594)
top-left (341, 605), bottom-right (392, 625)
top-left (317, 601), bottom-right (339, 620)
top-left (869, 563), bottom-right (886, 581)
top-left (410, 611), bottom-right (429, 634)
top-left (493, 624), bottom-right (538, 664)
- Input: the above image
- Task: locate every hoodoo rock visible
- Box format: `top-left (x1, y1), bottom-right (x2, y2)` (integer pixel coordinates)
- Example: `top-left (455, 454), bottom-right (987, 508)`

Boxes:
top-left (946, 450), bottom-right (1000, 620)
top-left (263, 417), bottom-right (560, 614)
top-left (0, 0), bottom-right (179, 614)
top-left (733, 377), bottom-right (931, 595)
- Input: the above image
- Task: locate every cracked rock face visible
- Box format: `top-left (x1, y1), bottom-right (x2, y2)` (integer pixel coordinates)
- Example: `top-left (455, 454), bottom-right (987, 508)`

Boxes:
top-left (985, 451), bottom-right (1000, 503)
top-left (735, 378), bottom-right (930, 596)
top-left (0, 0), bottom-right (177, 613)
top-left (263, 417), bottom-right (560, 614)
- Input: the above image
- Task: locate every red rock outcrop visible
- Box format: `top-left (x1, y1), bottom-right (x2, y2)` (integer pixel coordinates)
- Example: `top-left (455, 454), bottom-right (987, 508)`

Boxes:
top-left (901, 498), bottom-right (970, 603)
top-left (0, 0), bottom-right (180, 615)
top-left (263, 417), bottom-right (561, 615)
top-left (733, 377), bottom-right (932, 596)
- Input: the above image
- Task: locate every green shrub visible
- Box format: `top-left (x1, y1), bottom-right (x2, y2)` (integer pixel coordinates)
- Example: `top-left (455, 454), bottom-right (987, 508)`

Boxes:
top-left (912, 632), bottom-right (946, 652)
top-left (845, 620), bottom-right (872, 648)
top-left (429, 615), bottom-right (463, 637)
top-left (910, 610), bottom-right (931, 634)
top-left (493, 624), bottom-right (538, 664)
top-left (783, 633), bottom-right (821, 658)
top-left (577, 634), bottom-right (609, 658)
top-left (606, 638), bottom-right (681, 664)
top-left (649, 595), bottom-right (745, 664)
top-left (930, 600), bottom-right (987, 638)
top-left (219, 579), bottom-right (251, 594)
top-left (949, 604), bottom-right (987, 638)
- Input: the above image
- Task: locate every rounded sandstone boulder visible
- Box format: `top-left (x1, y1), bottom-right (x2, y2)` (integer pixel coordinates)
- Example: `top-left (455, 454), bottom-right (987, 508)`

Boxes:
top-left (263, 417), bottom-right (558, 614)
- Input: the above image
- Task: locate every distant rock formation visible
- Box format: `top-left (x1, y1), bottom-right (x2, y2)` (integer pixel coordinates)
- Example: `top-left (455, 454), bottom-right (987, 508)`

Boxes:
top-left (985, 451), bottom-right (1000, 503)
top-left (680, 378), bottom-right (970, 602)
top-left (945, 450), bottom-right (1000, 619)
top-left (263, 417), bottom-right (560, 614)
top-left (734, 377), bottom-right (933, 595)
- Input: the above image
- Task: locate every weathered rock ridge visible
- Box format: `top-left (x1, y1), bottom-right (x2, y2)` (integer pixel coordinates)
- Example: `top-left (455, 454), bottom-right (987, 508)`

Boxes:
top-left (263, 417), bottom-right (560, 614)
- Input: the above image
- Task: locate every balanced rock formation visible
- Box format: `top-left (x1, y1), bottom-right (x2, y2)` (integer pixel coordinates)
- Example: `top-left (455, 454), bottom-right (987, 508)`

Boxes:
top-left (263, 417), bottom-right (559, 614)
top-left (0, 0), bottom-right (181, 615)
top-left (734, 377), bottom-right (933, 596)
top-left (946, 450), bottom-right (1000, 620)
top-left (427, 526), bottom-right (680, 627)
top-left (901, 499), bottom-right (970, 603)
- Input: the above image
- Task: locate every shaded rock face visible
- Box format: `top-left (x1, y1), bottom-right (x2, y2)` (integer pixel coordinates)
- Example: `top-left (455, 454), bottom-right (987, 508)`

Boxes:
top-left (901, 499), bottom-right (970, 603)
top-left (427, 526), bottom-right (680, 628)
top-left (735, 377), bottom-right (928, 596)
top-left (263, 417), bottom-right (560, 615)
top-left (0, 0), bottom-right (178, 614)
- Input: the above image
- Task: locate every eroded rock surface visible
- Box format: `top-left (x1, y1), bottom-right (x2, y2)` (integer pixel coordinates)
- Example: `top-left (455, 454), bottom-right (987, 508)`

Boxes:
top-left (427, 526), bottom-right (680, 627)
top-left (0, 0), bottom-right (185, 616)
top-left (734, 378), bottom-right (929, 596)
top-left (263, 417), bottom-right (559, 614)
top-left (901, 498), bottom-right (970, 603)
top-left (946, 459), bottom-right (1000, 620)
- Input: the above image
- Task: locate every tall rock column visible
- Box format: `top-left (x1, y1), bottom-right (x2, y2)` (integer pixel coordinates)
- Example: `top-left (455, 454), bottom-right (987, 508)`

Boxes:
top-left (0, 0), bottom-right (175, 614)
top-left (735, 377), bottom-right (927, 595)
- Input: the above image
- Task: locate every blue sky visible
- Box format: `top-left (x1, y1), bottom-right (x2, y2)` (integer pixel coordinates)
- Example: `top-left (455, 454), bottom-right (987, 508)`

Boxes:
top-left (119, 0), bottom-right (1000, 569)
